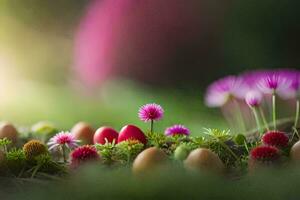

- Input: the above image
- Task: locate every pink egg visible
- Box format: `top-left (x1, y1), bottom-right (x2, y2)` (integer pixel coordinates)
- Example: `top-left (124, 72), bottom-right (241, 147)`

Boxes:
top-left (93, 127), bottom-right (119, 144)
top-left (118, 125), bottom-right (147, 145)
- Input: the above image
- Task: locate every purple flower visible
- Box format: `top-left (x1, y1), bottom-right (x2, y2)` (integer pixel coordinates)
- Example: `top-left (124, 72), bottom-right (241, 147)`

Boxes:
top-left (165, 124), bottom-right (190, 136)
top-left (245, 90), bottom-right (263, 107)
top-left (138, 103), bottom-right (164, 122)
top-left (276, 69), bottom-right (300, 99)
top-left (257, 71), bottom-right (292, 95)
top-left (47, 132), bottom-right (80, 151)
top-left (205, 76), bottom-right (249, 107)
top-left (240, 70), bottom-right (271, 89)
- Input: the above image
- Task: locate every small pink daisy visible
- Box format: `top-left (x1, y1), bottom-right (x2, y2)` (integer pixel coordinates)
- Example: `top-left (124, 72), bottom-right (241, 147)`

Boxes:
top-left (245, 90), bottom-right (263, 107)
top-left (257, 72), bottom-right (292, 95)
top-left (205, 75), bottom-right (249, 107)
top-left (48, 131), bottom-right (80, 151)
top-left (138, 103), bottom-right (164, 122)
top-left (165, 125), bottom-right (190, 136)
top-left (276, 69), bottom-right (300, 99)
top-left (138, 103), bottom-right (164, 133)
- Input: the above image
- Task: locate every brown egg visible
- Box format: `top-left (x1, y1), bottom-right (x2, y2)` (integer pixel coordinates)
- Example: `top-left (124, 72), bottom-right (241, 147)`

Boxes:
top-left (71, 122), bottom-right (95, 145)
top-left (290, 140), bottom-right (300, 161)
top-left (184, 148), bottom-right (224, 174)
top-left (132, 147), bottom-right (168, 174)
top-left (0, 122), bottom-right (18, 145)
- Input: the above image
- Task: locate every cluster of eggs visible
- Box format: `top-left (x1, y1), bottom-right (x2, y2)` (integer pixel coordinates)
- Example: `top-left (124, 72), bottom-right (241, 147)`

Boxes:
top-left (71, 122), bottom-right (147, 146)
top-left (57, 122), bottom-right (226, 174)
top-left (4, 121), bottom-right (300, 175)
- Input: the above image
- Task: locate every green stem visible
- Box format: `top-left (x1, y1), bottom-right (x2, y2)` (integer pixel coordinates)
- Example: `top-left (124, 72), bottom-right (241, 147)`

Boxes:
top-left (4, 145), bottom-right (7, 154)
top-left (294, 100), bottom-right (300, 129)
top-left (31, 164), bottom-right (42, 179)
top-left (243, 140), bottom-right (249, 153)
top-left (272, 93), bottom-right (277, 130)
top-left (150, 120), bottom-right (154, 134)
top-left (62, 146), bottom-right (67, 163)
top-left (232, 99), bottom-right (246, 133)
top-left (252, 107), bottom-right (262, 135)
top-left (259, 106), bottom-right (269, 131)
top-left (246, 117), bottom-right (293, 135)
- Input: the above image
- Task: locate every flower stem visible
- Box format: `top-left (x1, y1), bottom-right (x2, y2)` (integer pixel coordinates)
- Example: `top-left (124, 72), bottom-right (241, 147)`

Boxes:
top-left (232, 99), bottom-right (246, 133)
top-left (272, 93), bottom-right (277, 130)
top-left (62, 146), bottom-right (67, 163)
top-left (294, 99), bottom-right (300, 129)
top-left (31, 164), bottom-right (42, 179)
top-left (252, 107), bottom-right (262, 135)
top-left (259, 106), bottom-right (269, 131)
top-left (150, 120), bottom-right (154, 134)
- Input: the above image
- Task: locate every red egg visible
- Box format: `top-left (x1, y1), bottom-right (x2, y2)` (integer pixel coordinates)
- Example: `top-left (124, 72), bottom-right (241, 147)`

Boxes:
top-left (93, 127), bottom-right (119, 144)
top-left (118, 125), bottom-right (147, 145)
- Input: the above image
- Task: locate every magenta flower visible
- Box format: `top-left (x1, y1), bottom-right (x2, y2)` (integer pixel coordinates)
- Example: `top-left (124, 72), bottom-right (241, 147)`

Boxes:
top-left (205, 76), bottom-right (249, 107)
top-left (48, 132), bottom-right (80, 151)
top-left (71, 145), bottom-right (100, 168)
top-left (138, 103), bottom-right (164, 122)
top-left (245, 90), bottom-right (263, 107)
top-left (257, 71), bottom-right (292, 130)
top-left (275, 69), bottom-right (300, 99)
top-left (165, 125), bottom-right (190, 136)
top-left (257, 72), bottom-right (292, 95)
top-left (138, 103), bottom-right (164, 134)
top-left (240, 70), bottom-right (271, 89)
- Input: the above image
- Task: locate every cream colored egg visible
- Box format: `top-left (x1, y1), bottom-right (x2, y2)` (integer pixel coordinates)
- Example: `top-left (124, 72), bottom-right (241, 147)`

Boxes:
top-left (71, 122), bottom-right (95, 145)
top-left (290, 140), bottom-right (300, 161)
top-left (0, 122), bottom-right (18, 145)
top-left (132, 147), bottom-right (168, 174)
top-left (184, 148), bottom-right (224, 174)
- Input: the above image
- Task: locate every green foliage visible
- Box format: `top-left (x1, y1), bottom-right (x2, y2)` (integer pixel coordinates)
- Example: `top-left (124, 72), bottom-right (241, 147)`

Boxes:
top-left (96, 140), bottom-right (144, 166)
top-left (0, 138), bottom-right (12, 153)
top-left (203, 128), bottom-right (232, 141)
top-left (6, 148), bottom-right (26, 175)
top-left (115, 140), bottom-right (144, 164)
top-left (34, 154), bottom-right (67, 176)
top-left (95, 142), bottom-right (117, 165)
top-left (145, 132), bottom-right (168, 148)
top-left (234, 134), bottom-right (247, 145)
top-left (202, 128), bottom-right (248, 169)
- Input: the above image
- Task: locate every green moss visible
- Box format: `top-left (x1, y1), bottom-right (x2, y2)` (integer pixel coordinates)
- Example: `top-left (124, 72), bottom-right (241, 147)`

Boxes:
top-left (6, 148), bottom-right (26, 175)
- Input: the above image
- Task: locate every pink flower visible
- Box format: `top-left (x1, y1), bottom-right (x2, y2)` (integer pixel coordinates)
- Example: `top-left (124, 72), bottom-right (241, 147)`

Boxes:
top-left (205, 76), bottom-right (249, 107)
top-left (138, 103), bottom-right (164, 122)
top-left (245, 90), bottom-right (263, 107)
top-left (257, 71), bottom-right (292, 95)
top-left (70, 145), bottom-right (100, 167)
top-left (165, 125), bottom-right (190, 136)
top-left (47, 132), bottom-right (80, 151)
top-left (240, 70), bottom-right (271, 89)
top-left (276, 69), bottom-right (300, 99)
